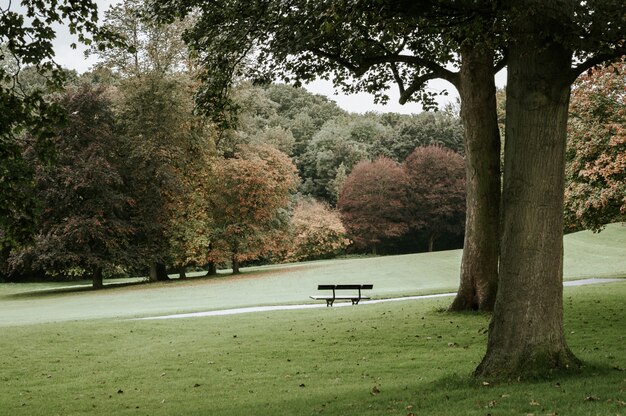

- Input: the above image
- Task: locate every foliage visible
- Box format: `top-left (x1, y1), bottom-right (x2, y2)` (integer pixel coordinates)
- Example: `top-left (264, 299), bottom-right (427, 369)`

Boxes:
top-left (403, 145), bottom-right (466, 251)
top-left (299, 116), bottom-right (389, 204)
top-left (338, 157), bottom-right (409, 253)
top-left (371, 112), bottom-right (465, 161)
top-left (280, 198), bottom-right (351, 262)
top-left (564, 60), bottom-right (626, 232)
top-left (207, 145), bottom-right (299, 272)
top-left (0, 0), bottom-right (119, 249)
top-left (9, 85), bottom-right (134, 285)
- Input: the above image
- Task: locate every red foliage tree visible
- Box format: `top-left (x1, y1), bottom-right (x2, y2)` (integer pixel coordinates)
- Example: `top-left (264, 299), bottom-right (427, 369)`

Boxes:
top-left (404, 146), bottom-right (466, 252)
top-left (337, 157), bottom-right (409, 253)
top-left (207, 145), bottom-right (298, 273)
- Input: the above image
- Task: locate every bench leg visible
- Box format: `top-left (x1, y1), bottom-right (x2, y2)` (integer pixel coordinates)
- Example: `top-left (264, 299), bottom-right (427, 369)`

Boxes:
top-left (326, 299), bottom-right (334, 307)
top-left (352, 298), bottom-right (360, 305)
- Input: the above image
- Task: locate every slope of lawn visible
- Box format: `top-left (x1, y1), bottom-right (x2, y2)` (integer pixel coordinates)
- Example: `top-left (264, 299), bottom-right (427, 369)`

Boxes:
top-left (0, 282), bottom-right (624, 416)
top-left (0, 223), bottom-right (624, 326)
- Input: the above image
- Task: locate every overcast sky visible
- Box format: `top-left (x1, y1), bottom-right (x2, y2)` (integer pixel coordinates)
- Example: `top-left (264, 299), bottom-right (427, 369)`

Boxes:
top-left (49, 0), bottom-right (505, 115)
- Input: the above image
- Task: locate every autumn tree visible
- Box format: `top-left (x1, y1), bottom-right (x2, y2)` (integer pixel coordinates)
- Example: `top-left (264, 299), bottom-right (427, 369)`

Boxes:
top-left (12, 85), bottom-right (133, 288)
top-left (564, 60), bottom-right (626, 232)
top-left (337, 157), bottom-right (409, 254)
top-left (281, 198), bottom-right (351, 263)
top-left (404, 146), bottom-right (466, 252)
top-left (207, 145), bottom-right (298, 274)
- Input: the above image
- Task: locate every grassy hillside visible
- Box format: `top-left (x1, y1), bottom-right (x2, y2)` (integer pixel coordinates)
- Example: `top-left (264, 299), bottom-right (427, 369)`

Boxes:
top-left (0, 223), bottom-right (624, 326)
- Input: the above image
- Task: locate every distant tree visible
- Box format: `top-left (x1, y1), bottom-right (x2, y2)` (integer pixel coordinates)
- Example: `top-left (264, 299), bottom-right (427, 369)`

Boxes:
top-left (338, 157), bottom-right (409, 254)
top-left (281, 198), bottom-right (351, 262)
top-left (564, 61), bottom-right (626, 232)
top-left (300, 116), bottom-right (390, 203)
top-left (404, 146), bottom-right (466, 252)
top-left (207, 145), bottom-right (298, 274)
top-left (372, 112), bottom-right (465, 162)
top-left (11, 85), bottom-right (133, 288)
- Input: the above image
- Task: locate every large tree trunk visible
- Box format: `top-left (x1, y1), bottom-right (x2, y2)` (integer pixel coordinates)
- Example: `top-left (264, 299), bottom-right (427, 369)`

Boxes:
top-left (475, 0), bottom-right (580, 377)
top-left (92, 267), bottom-right (104, 289)
top-left (149, 262), bottom-right (169, 282)
top-left (449, 47), bottom-right (501, 312)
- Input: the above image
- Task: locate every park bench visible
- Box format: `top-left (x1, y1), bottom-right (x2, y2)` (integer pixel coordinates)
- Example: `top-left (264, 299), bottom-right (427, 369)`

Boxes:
top-left (310, 284), bottom-right (373, 307)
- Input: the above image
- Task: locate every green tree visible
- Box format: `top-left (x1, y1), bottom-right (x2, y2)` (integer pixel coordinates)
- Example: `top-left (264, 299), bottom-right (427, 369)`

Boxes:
top-left (372, 112), bottom-right (465, 162)
top-left (0, 0), bottom-right (118, 253)
top-left (97, 0), bottom-right (213, 280)
top-left (564, 60), bottom-right (626, 232)
top-left (11, 85), bottom-right (133, 288)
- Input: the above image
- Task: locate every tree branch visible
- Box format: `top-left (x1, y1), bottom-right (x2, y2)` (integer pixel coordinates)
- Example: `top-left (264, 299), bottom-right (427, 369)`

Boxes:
top-left (569, 49), bottom-right (626, 84)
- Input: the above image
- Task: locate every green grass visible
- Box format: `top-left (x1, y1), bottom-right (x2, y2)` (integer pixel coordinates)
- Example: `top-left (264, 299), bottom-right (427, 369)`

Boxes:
top-left (1, 223), bottom-right (624, 326)
top-left (0, 282), bottom-right (624, 416)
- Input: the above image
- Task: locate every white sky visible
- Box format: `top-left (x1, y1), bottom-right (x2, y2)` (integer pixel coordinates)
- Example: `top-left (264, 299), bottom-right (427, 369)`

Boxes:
top-left (48, 0), bottom-right (506, 115)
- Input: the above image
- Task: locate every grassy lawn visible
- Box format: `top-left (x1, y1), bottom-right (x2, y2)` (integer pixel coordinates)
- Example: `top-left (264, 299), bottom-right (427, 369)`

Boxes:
top-left (0, 282), bottom-right (624, 415)
top-left (1, 224), bottom-right (624, 326)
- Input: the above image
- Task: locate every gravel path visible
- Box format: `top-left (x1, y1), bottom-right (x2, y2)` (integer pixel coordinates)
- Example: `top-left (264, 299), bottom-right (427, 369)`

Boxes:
top-left (133, 278), bottom-right (624, 321)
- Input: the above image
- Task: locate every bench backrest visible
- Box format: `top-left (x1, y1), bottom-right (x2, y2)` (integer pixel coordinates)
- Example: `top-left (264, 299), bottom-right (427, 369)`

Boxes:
top-left (317, 284), bottom-right (373, 290)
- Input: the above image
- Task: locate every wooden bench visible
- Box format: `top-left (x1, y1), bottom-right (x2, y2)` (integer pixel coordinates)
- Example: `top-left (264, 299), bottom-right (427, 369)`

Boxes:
top-left (310, 284), bottom-right (373, 307)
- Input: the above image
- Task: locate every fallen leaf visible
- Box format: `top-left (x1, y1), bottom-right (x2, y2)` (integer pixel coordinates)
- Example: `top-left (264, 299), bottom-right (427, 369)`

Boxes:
top-left (371, 386), bottom-right (380, 395)
top-left (299, 383), bottom-right (305, 388)
top-left (193, 383), bottom-right (201, 388)
top-left (117, 390), bottom-right (124, 394)
top-left (584, 395), bottom-right (599, 401)
top-left (530, 400), bottom-right (540, 406)
top-left (482, 381), bottom-right (490, 386)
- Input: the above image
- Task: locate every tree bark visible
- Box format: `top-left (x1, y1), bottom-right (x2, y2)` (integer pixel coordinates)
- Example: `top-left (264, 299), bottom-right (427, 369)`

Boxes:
top-left (427, 233), bottom-right (436, 252)
top-left (93, 267), bottom-right (104, 289)
top-left (149, 262), bottom-right (169, 282)
top-left (178, 266), bottom-right (186, 279)
top-left (206, 261), bottom-right (217, 276)
top-left (231, 257), bottom-right (240, 275)
top-left (449, 47), bottom-right (501, 312)
top-left (475, 0), bottom-right (580, 377)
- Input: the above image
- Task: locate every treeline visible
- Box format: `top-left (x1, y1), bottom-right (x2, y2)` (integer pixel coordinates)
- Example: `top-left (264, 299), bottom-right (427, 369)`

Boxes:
top-left (1, 69), bottom-right (466, 285)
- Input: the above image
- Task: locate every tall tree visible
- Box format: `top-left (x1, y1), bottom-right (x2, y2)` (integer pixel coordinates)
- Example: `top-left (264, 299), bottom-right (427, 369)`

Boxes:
top-left (96, 0), bottom-right (212, 280)
top-left (0, 0), bottom-right (118, 253)
top-left (475, 0), bottom-right (625, 377)
top-left (207, 145), bottom-right (298, 274)
top-left (14, 85), bottom-right (133, 289)
top-left (151, 0), bottom-right (503, 311)
top-left (403, 146), bottom-right (466, 252)
top-left (337, 157), bottom-right (409, 254)
top-left (564, 60), bottom-right (626, 232)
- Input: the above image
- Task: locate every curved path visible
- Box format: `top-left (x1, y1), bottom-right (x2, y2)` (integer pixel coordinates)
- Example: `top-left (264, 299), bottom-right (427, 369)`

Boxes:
top-left (134, 278), bottom-right (623, 321)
